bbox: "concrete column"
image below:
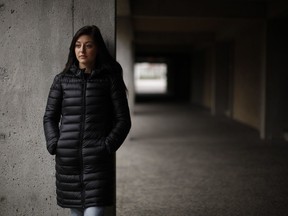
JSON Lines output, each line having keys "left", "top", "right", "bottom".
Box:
{"left": 210, "top": 45, "right": 217, "bottom": 115}
{"left": 265, "top": 18, "right": 288, "bottom": 142}
{"left": 214, "top": 41, "right": 234, "bottom": 117}
{"left": 190, "top": 49, "right": 205, "bottom": 105}
{"left": 116, "top": 17, "right": 135, "bottom": 113}
{"left": 0, "top": 0, "right": 117, "bottom": 215}
{"left": 259, "top": 23, "right": 267, "bottom": 140}
{"left": 0, "top": 1, "right": 71, "bottom": 215}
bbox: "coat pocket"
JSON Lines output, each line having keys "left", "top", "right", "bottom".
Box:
{"left": 99, "top": 137, "right": 109, "bottom": 155}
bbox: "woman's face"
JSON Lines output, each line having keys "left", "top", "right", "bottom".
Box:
{"left": 75, "top": 35, "right": 97, "bottom": 69}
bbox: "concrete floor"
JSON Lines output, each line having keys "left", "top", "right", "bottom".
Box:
{"left": 116, "top": 103, "right": 288, "bottom": 216}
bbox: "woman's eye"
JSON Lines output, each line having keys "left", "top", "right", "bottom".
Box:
{"left": 75, "top": 44, "right": 81, "bottom": 48}
{"left": 85, "top": 44, "right": 93, "bottom": 48}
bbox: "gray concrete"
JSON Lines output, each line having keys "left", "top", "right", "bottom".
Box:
{"left": 116, "top": 0, "right": 135, "bottom": 112}
{"left": 0, "top": 1, "right": 71, "bottom": 215}
{"left": 116, "top": 103, "right": 288, "bottom": 216}
{"left": 116, "top": 17, "right": 134, "bottom": 112}
{"left": 0, "top": 0, "right": 115, "bottom": 215}
{"left": 74, "top": 0, "right": 115, "bottom": 55}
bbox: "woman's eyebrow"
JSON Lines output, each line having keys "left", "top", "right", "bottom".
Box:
{"left": 76, "top": 41, "right": 94, "bottom": 43}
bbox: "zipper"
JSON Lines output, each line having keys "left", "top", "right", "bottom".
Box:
{"left": 80, "top": 78, "right": 87, "bottom": 208}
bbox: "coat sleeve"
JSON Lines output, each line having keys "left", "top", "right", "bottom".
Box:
{"left": 105, "top": 72, "right": 131, "bottom": 153}
{"left": 43, "top": 74, "right": 62, "bottom": 155}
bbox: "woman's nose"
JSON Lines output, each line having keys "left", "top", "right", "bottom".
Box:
{"left": 80, "top": 45, "right": 85, "bottom": 53}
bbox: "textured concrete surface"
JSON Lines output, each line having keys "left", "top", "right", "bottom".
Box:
{"left": 74, "top": 0, "right": 115, "bottom": 55}
{"left": 0, "top": 1, "right": 71, "bottom": 215}
{"left": 116, "top": 103, "right": 288, "bottom": 216}
{"left": 0, "top": 0, "right": 115, "bottom": 215}
{"left": 116, "top": 16, "right": 134, "bottom": 112}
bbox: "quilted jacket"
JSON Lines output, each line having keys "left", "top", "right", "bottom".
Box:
{"left": 43, "top": 64, "right": 131, "bottom": 208}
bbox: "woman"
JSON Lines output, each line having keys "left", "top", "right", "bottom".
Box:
{"left": 43, "top": 25, "right": 131, "bottom": 216}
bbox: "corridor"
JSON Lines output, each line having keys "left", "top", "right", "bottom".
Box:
{"left": 117, "top": 103, "right": 288, "bottom": 216}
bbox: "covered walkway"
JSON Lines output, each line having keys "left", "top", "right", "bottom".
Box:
{"left": 117, "top": 103, "right": 288, "bottom": 216}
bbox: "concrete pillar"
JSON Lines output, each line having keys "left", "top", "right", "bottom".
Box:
{"left": 210, "top": 45, "right": 217, "bottom": 115}
{"left": 190, "top": 49, "right": 205, "bottom": 105}
{"left": 116, "top": 17, "right": 135, "bottom": 113}
{"left": 214, "top": 41, "right": 234, "bottom": 117}
{"left": 259, "top": 24, "right": 267, "bottom": 140}
{"left": 0, "top": 0, "right": 116, "bottom": 215}
{"left": 265, "top": 18, "right": 288, "bottom": 142}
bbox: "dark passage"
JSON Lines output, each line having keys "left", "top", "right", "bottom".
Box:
{"left": 117, "top": 103, "right": 288, "bottom": 216}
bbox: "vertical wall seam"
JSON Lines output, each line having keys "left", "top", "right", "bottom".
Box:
{"left": 72, "top": 0, "right": 75, "bottom": 35}
{"left": 260, "top": 22, "right": 267, "bottom": 139}
{"left": 114, "top": 0, "right": 117, "bottom": 58}
{"left": 115, "top": 0, "right": 118, "bottom": 58}
{"left": 211, "top": 44, "right": 216, "bottom": 115}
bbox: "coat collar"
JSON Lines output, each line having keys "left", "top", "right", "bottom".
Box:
{"left": 70, "top": 64, "right": 101, "bottom": 79}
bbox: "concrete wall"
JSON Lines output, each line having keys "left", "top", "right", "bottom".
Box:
{"left": 74, "top": 0, "right": 115, "bottom": 55}
{"left": 189, "top": 23, "right": 265, "bottom": 130}
{"left": 232, "top": 25, "right": 264, "bottom": 130}
{"left": 0, "top": 0, "right": 115, "bottom": 215}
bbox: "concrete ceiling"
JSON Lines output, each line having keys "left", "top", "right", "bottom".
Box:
{"left": 117, "top": 0, "right": 287, "bottom": 53}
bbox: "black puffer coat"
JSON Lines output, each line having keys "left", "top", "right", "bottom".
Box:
{"left": 43, "top": 65, "right": 131, "bottom": 208}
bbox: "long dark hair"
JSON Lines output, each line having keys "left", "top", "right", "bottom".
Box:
{"left": 62, "top": 25, "right": 121, "bottom": 74}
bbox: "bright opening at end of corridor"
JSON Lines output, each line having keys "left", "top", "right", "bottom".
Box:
{"left": 134, "top": 63, "right": 167, "bottom": 94}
